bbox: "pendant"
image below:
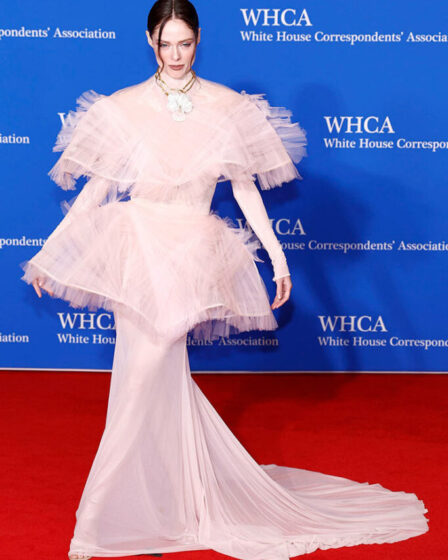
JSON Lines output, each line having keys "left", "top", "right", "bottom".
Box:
{"left": 166, "top": 91, "right": 193, "bottom": 121}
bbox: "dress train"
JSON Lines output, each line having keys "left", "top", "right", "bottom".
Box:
{"left": 68, "top": 307, "right": 429, "bottom": 560}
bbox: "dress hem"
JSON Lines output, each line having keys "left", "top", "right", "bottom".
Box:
{"left": 69, "top": 524, "right": 429, "bottom": 559}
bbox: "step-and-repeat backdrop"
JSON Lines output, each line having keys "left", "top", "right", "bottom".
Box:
{"left": 1, "top": 1, "right": 447, "bottom": 372}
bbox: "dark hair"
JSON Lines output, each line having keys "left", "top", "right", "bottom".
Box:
{"left": 147, "top": 0, "right": 200, "bottom": 73}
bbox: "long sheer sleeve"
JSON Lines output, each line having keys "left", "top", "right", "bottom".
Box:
{"left": 231, "top": 179, "right": 290, "bottom": 282}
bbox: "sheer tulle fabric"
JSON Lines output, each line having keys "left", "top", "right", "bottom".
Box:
{"left": 68, "top": 307, "right": 428, "bottom": 559}
{"left": 20, "top": 74, "right": 429, "bottom": 559}
{"left": 46, "top": 75, "right": 308, "bottom": 209}
{"left": 21, "top": 75, "right": 308, "bottom": 341}
{"left": 21, "top": 196, "right": 277, "bottom": 342}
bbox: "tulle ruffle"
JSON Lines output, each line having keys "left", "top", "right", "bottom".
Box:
{"left": 226, "top": 90, "right": 308, "bottom": 190}
{"left": 47, "top": 75, "right": 307, "bottom": 209}
{"left": 240, "top": 91, "right": 307, "bottom": 166}
{"left": 20, "top": 199, "right": 279, "bottom": 342}
{"left": 47, "top": 90, "right": 138, "bottom": 195}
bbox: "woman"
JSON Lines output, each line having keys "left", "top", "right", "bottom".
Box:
{"left": 21, "top": 1, "right": 429, "bottom": 559}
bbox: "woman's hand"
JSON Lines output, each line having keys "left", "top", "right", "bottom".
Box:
{"left": 32, "top": 277, "right": 54, "bottom": 298}
{"left": 271, "top": 275, "right": 292, "bottom": 309}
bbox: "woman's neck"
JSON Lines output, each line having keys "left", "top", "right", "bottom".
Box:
{"left": 157, "top": 68, "right": 194, "bottom": 89}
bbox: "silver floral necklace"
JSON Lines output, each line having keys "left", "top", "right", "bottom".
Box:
{"left": 154, "top": 67, "right": 196, "bottom": 121}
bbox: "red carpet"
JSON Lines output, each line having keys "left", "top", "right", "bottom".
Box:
{"left": 1, "top": 371, "right": 445, "bottom": 560}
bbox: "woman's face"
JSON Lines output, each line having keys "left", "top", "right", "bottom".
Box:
{"left": 146, "top": 18, "right": 200, "bottom": 80}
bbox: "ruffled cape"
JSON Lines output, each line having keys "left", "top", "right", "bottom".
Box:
{"left": 47, "top": 75, "right": 307, "bottom": 213}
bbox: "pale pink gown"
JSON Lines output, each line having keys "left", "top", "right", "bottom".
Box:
{"left": 20, "top": 74, "right": 429, "bottom": 559}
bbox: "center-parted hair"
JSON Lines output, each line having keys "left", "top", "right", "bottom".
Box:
{"left": 147, "top": 0, "right": 200, "bottom": 73}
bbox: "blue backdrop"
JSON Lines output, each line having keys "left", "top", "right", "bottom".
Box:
{"left": 1, "top": 1, "right": 447, "bottom": 372}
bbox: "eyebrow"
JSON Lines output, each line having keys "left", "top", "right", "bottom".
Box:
{"left": 159, "top": 38, "right": 194, "bottom": 43}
